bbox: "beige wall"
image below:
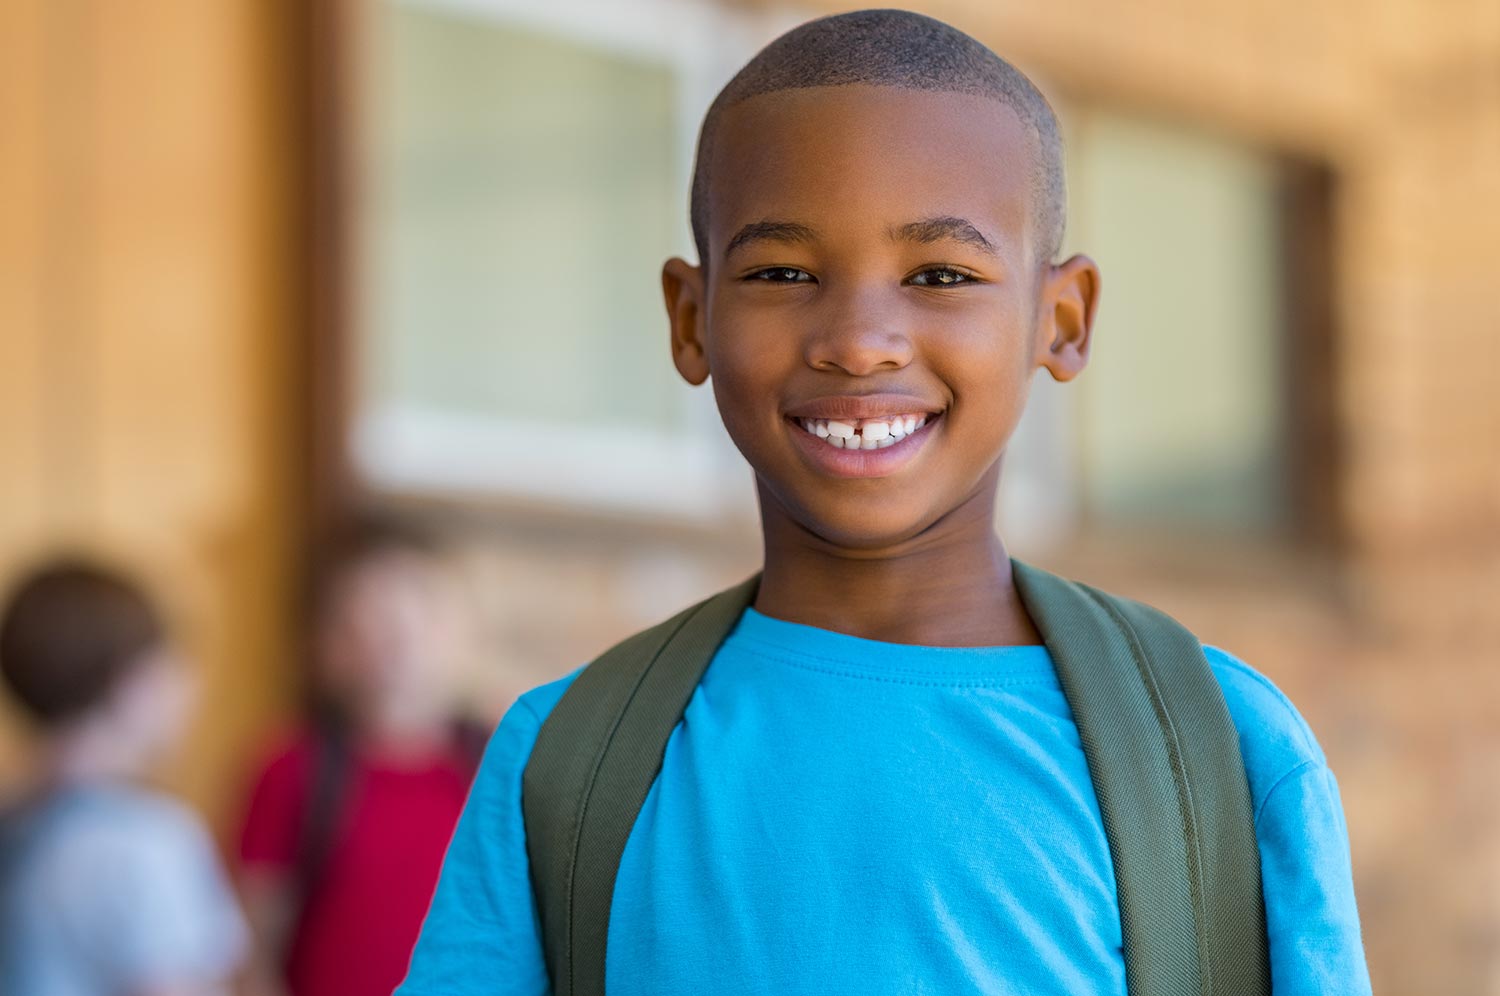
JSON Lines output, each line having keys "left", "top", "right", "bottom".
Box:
{"left": 0, "top": 0, "right": 298, "bottom": 830}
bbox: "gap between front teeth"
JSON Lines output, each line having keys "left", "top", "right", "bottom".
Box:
{"left": 797, "top": 414, "right": 929, "bottom": 450}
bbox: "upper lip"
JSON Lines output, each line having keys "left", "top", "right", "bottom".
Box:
{"left": 784, "top": 393, "right": 944, "bottom": 421}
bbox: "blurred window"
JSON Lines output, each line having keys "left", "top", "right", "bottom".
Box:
{"left": 1070, "top": 112, "right": 1289, "bottom": 534}
{"left": 352, "top": 0, "right": 777, "bottom": 522}
{"left": 1008, "top": 108, "right": 1320, "bottom": 544}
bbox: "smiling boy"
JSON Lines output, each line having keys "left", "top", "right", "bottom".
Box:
{"left": 398, "top": 10, "right": 1371, "bottom": 995}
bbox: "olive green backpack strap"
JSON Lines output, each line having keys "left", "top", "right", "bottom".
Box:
{"left": 521, "top": 575, "right": 759, "bottom": 996}
{"left": 523, "top": 563, "right": 1269, "bottom": 996}
{"left": 1011, "top": 558, "right": 1269, "bottom": 995}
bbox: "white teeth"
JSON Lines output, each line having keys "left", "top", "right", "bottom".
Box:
{"left": 793, "top": 412, "right": 937, "bottom": 451}
{"left": 825, "top": 420, "right": 856, "bottom": 439}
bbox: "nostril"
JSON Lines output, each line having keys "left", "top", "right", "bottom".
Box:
{"left": 804, "top": 325, "right": 915, "bottom": 377}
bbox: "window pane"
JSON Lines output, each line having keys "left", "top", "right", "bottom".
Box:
{"left": 362, "top": 3, "right": 686, "bottom": 432}
{"left": 1065, "top": 112, "right": 1287, "bottom": 533}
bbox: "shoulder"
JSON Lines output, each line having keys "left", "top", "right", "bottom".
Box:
{"left": 23, "top": 785, "right": 218, "bottom": 889}
{"left": 511, "top": 668, "right": 584, "bottom": 730}
{"left": 247, "top": 726, "right": 319, "bottom": 781}
{"left": 52, "top": 787, "right": 247, "bottom": 975}
{"left": 72, "top": 784, "right": 207, "bottom": 843}
{"left": 236, "top": 727, "right": 322, "bottom": 830}
{"left": 1202, "top": 645, "right": 1329, "bottom": 815}
{"left": 467, "top": 668, "right": 584, "bottom": 788}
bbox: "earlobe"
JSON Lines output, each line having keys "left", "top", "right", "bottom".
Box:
{"left": 662, "top": 257, "right": 710, "bottom": 386}
{"left": 1037, "top": 253, "right": 1101, "bottom": 383}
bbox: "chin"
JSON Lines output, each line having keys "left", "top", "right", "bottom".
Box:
{"left": 783, "top": 496, "right": 948, "bottom": 552}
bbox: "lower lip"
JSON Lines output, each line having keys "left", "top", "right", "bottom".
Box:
{"left": 786, "top": 416, "right": 940, "bottom": 478}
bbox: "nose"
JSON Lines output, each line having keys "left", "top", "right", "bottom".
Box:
{"left": 803, "top": 282, "right": 914, "bottom": 376}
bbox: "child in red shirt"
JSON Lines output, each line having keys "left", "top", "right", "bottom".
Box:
{"left": 237, "top": 520, "right": 485, "bottom": 996}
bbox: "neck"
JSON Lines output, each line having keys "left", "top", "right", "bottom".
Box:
{"left": 44, "top": 718, "right": 149, "bottom": 786}
{"left": 347, "top": 697, "right": 451, "bottom": 756}
{"left": 753, "top": 466, "right": 1042, "bottom": 647}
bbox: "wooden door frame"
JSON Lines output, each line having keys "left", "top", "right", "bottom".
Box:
{"left": 289, "top": 0, "right": 359, "bottom": 574}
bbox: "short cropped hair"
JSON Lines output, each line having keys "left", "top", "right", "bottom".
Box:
{"left": 689, "top": 9, "right": 1066, "bottom": 268}
{"left": 0, "top": 561, "right": 166, "bottom": 724}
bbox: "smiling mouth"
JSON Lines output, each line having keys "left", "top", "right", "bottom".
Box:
{"left": 792, "top": 413, "right": 933, "bottom": 450}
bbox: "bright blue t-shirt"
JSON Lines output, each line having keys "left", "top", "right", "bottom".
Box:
{"left": 400, "top": 607, "right": 1371, "bottom": 995}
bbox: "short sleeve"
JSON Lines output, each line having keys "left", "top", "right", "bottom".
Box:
{"left": 397, "top": 693, "right": 555, "bottom": 996}
{"left": 1255, "top": 762, "right": 1373, "bottom": 996}
{"left": 238, "top": 738, "right": 311, "bottom": 870}
{"left": 62, "top": 801, "right": 249, "bottom": 988}
{"left": 1206, "top": 646, "right": 1373, "bottom": 996}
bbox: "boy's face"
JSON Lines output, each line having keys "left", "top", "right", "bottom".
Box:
{"left": 664, "top": 86, "right": 1098, "bottom": 549}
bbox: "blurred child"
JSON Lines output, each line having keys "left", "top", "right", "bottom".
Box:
{"left": 0, "top": 559, "right": 248, "bottom": 996}
{"left": 236, "top": 519, "right": 485, "bottom": 996}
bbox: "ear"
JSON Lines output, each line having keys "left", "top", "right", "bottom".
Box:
{"left": 663, "top": 257, "right": 709, "bottom": 386}
{"left": 1035, "top": 254, "right": 1101, "bottom": 383}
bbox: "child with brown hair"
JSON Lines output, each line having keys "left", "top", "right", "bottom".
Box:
{"left": 0, "top": 560, "right": 247, "bottom": 996}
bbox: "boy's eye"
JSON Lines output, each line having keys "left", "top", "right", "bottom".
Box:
{"left": 908, "top": 267, "right": 976, "bottom": 287}
{"left": 747, "top": 267, "right": 815, "bottom": 284}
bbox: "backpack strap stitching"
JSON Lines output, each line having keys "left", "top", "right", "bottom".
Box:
{"left": 1082, "top": 584, "right": 1215, "bottom": 994}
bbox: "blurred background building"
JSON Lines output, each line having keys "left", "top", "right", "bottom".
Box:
{"left": 1, "top": 0, "right": 1497, "bottom": 992}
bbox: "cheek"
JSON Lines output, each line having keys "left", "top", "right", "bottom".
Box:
{"left": 961, "top": 337, "right": 1031, "bottom": 411}
{"left": 707, "top": 315, "right": 796, "bottom": 435}
{"left": 929, "top": 312, "right": 1036, "bottom": 445}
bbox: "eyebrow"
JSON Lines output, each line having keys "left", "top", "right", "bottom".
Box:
{"left": 724, "top": 220, "right": 819, "bottom": 258}
{"left": 722, "top": 215, "right": 999, "bottom": 260}
{"left": 890, "top": 216, "right": 998, "bottom": 255}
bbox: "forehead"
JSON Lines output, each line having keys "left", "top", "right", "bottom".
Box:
{"left": 707, "top": 85, "right": 1036, "bottom": 258}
